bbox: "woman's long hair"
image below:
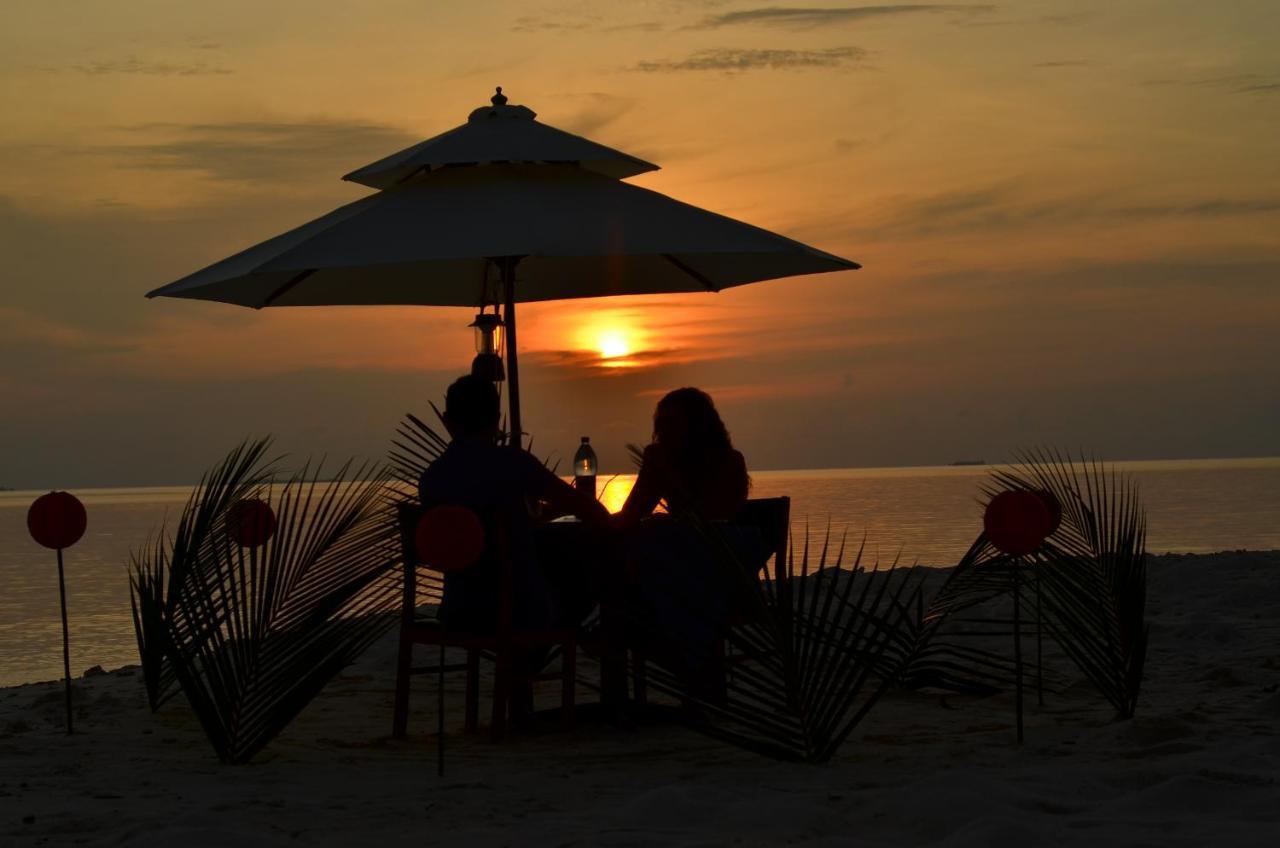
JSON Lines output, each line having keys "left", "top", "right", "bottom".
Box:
{"left": 652, "top": 388, "right": 746, "bottom": 504}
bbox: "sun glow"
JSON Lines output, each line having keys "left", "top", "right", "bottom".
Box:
{"left": 598, "top": 330, "right": 631, "bottom": 360}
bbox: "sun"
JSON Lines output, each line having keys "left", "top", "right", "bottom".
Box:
{"left": 597, "top": 330, "right": 630, "bottom": 360}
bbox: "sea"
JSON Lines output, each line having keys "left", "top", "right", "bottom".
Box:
{"left": 2, "top": 457, "right": 1278, "bottom": 688}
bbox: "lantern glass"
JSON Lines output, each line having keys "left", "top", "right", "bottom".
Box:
{"left": 471, "top": 313, "right": 504, "bottom": 356}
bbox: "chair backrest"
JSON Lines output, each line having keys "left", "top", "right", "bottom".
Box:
{"left": 734, "top": 496, "right": 791, "bottom": 577}
{"left": 396, "top": 501, "right": 512, "bottom": 634}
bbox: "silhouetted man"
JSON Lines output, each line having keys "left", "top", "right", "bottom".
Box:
{"left": 418, "top": 374, "right": 609, "bottom": 633}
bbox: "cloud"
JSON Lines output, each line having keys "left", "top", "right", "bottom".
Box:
{"left": 69, "top": 57, "right": 233, "bottom": 76}
{"left": 1143, "top": 73, "right": 1280, "bottom": 95}
{"left": 511, "top": 16, "right": 598, "bottom": 32}
{"left": 862, "top": 183, "right": 1280, "bottom": 237}
{"left": 533, "top": 348, "right": 685, "bottom": 375}
{"left": 91, "top": 119, "right": 419, "bottom": 184}
{"left": 634, "top": 47, "right": 866, "bottom": 73}
{"left": 555, "top": 93, "right": 637, "bottom": 136}
{"left": 691, "top": 4, "right": 995, "bottom": 29}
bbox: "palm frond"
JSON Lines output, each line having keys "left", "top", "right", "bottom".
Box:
{"left": 895, "top": 537, "right": 1027, "bottom": 695}
{"left": 632, "top": 517, "right": 922, "bottom": 763}
{"left": 625, "top": 442, "right": 645, "bottom": 470}
{"left": 128, "top": 529, "right": 178, "bottom": 710}
{"left": 388, "top": 411, "right": 449, "bottom": 490}
{"left": 129, "top": 439, "right": 279, "bottom": 710}
{"left": 992, "top": 449, "right": 1148, "bottom": 718}
{"left": 151, "top": 441, "right": 401, "bottom": 763}
{"left": 898, "top": 450, "right": 1148, "bottom": 718}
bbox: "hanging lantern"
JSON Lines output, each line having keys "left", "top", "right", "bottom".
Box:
{"left": 469, "top": 311, "right": 505, "bottom": 382}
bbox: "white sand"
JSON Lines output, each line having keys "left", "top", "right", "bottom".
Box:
{"left": 2, "top": 550, "right": 1278, "bottom": 846}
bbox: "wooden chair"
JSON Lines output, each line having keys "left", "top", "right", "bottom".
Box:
{"left": 391, "top": 502, "right": 578, "bottom": 773}
{"left": 632, "top": 496, "right": 791, "bottom": 705}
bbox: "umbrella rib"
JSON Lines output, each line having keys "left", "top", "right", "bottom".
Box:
{"left": 662, "top": 254, "right": 719, "bottom": 293}
{"left": 260, "top": 269, "right": 318, "bottom": 309}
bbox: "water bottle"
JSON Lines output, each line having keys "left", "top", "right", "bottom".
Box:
{"left": 573, "top": 437, "right": 598, "bottom": 499}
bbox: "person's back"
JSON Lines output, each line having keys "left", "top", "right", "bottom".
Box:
{"left": 418, "top": 374, "right": 607, "bottom": 632}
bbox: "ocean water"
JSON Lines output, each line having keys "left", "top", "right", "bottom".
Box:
{"left": 2, "top": 457, "right": 1278, "bottom": 687}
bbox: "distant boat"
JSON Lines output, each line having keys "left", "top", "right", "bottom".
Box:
{"left": 949, "top": 459, "right": 986, "bottom": 466}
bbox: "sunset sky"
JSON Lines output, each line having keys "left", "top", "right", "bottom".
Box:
{"left": 2, "top": 0, "right": 1278, "bottom": 488}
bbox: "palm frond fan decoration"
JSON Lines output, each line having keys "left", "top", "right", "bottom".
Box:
{"left": 899, "top": 450, "right": 1148, "bottom": 721}
{"left": 989, "top": 449, "right": 1149, "bottom": 719}
{"left": 129, "top": 438, "right": 401, "bottom": 763}
{"left": 129, "top": 439, "right": 277, "bottom": 711}
{"left": 631, "top": 515, "right": 923, "bottom": 763}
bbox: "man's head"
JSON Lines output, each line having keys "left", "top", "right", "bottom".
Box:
{"left": 443, "top": 374, "right": 501, "bottom": 440}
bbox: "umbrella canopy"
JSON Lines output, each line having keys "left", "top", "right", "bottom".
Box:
{"left": 342, "top": 87, "right": 657, "bottom": 188}
{"left": 147, "top": 88, "right": 860, "bottom": 443}
{"left": 147, "top": 163, "right": 856, "bottom": 308}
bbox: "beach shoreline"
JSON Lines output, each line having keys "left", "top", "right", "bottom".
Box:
{"left": 2, "top": 549, "right": 1278, "bottom": 846}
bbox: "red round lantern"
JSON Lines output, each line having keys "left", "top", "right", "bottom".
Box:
{"left": 227, "top": 498, "right": 277, "bottom": 548}
{"left": 415, "top": 505, "right": 486, "bottom": 572}
{"left": 984, "top": 490, "right": 1053, "bottom": 556}
{"left": 27, "top": 491, "right": 87, "bottom": 550}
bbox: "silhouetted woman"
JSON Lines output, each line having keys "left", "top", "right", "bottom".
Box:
{"left": 618, "top": 387, "right": 749, "bottom": 525}
{"left": 616, "top": 388, "right": 760, "bottom": 691}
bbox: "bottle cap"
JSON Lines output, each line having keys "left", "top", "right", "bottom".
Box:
{"left": 581, "top": 436, "right": 590, "bottom": 442}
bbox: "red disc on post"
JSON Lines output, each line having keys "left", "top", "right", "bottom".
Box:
{"left": 228, "top": 498, "right": 277, "bottom": 548}
{"left": 415, "top": 505, "right": 485, "bottom": 572}
{"left": 984, "top": 490, "right": 1052, "bottom": 556}
{"left": 27, "top": 491, "right": 87, "bottom": 550}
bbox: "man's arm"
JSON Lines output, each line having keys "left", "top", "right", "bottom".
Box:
{"left": 515, "top": 448, "right": 610, "bottom": 526}
{"left": 540, "top": 474, "right": 610, "bottom": 527}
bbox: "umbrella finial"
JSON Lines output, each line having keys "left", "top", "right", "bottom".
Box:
{"left": 491, "top": 86, "right": 508, "bottom": 106}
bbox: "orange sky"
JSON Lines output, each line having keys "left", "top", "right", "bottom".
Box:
{"left": 1, "top": 1, "right": 1278, "bottom": 486}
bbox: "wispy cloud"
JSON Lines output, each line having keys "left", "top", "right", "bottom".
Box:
{"left": 512, "top": 14, "right": 665, "bottom": 33}
{"left": 69, "top": 57, "right": 233, "bottom": 76}
{"left": 864, "top": 183, "right": 1280, "bottom": 237}
{"left": 534, "top": 348, "right": 685, "bottom": 375}
{"left": 1143, "top": 73, "right": 1280, "bottom": 95}
{"left": 555, "top": 93, "right": 637, "bottom": 136}
{"left": 511, "top": 16, "right": 598, "bottom": 32}
{"left": 91, "top": 119, "right": 418, "bottom": 183}
{"left": 634, "top": 47, "right": 866, "bottom": 73}
{"left": 691, "top": 4, "right": 995, "bottom": 29}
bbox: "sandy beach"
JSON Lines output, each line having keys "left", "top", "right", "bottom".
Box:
{"left": 2, "top": 550, "right": 1277, "bottom": 846}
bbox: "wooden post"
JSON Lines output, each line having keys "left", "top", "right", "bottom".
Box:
{"left": 1012, "top": 563, "right": 1023, "bottom": 744}
{"left": 56, "top": 547, "right": 73, "bottom": 734}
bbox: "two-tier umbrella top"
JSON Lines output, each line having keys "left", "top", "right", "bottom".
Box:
{"left": 147, "top": 88, "right": 860, "bottom": 443}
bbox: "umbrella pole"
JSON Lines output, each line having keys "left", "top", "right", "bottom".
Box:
{"left": 501, "top": 258, "right": 523, "bottom": 449}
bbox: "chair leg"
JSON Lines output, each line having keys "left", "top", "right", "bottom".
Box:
{"left": 632, "top": 649, "right": 648, "bottom": 706}
{"left": 561, "top": 641, "right": 577, "bottom": 729}
{"left": 711, "top": 637, "right": 728, "bottom": 705}
{"left": 437, "top": 642, "right": 446, "bottom": 777}
{"left": 491, "top": 650, "right": 510, "bottom": 742}
{"left": 392, "top": 633, "right": 412, "bottom": 738}
{"left": 464, "top": 649, "right": 480, "bottom": 735}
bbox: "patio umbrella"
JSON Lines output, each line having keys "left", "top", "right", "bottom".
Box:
{"left": 147, "top": 88, "right": 859, "bottom": 442}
